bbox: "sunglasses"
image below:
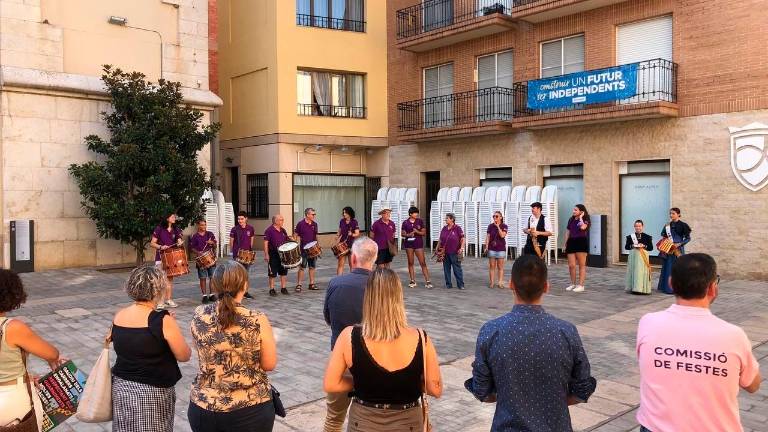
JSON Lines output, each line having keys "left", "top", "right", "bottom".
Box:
{"left": 493, "top": 215, "right": 500, "bottom": 218}
{"left": 716, "top": 275, "right": 721, "bottom": 285}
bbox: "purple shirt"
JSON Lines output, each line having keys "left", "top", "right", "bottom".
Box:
{"left": 263, "top": 225, "right": 289, "bottom": 253}
{"left": 486, "top": 223, "right": 508, "bottom": 252}
{"left": 152, "top": 225, "right": 183, "bottom": 261}
{"left": 294, "top": 219, "right": 318, "bottom": 248}
{"left": 440, "top": 225, "right": 464, "bottom": 255}
{"left": 190, "top": 231, "right": 216, "bottom": 254}
{"left": 567, "top": 217, "right": 589, "bottom": 239}
{"left": 230, "top": 224, "right": 255, "bottom": 256}
{"left": 370, "top": 218, "right": 395, "bottom": 250}
{"left": 401, "top": 218, "right": 425, "bottom": 249}
{"left": 339, "top": 218, "right": 359, "bottom": 246}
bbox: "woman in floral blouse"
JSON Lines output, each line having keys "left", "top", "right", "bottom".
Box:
{"left": 188, "top": 260, "right": 278, "bottom": 431}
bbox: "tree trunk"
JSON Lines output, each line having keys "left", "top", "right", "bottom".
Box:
{"left": 134, "top": 238, "right": 147, "bottom": 265}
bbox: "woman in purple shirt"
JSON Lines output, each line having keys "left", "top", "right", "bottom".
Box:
{"left": 484, "top": 211, "right": 508, "bottom": 289}
{"left": 437, "top": 213, "right": 465, "bottom": 290}
{"left": 150, "top": 213, "right": 184, "bottom": 309}
{"left": 335, "top": 206, "right": 360, "bottom": 275}
{"left": 401, "top": 207, "right": 432, "bottom": 289}
{"left": 564, "top": 204, "right": 590, "bottom": 293}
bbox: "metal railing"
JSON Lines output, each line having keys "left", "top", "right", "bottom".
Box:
{"left": 296, "top": 13, "right": 366, "bottom": 33}
{"left": 398, "top": 86, "right": 521, "bottom": 131}
{"left": 396, "top": 0, "right": 512, "bottom": 39}
{"left": 298, "top": 103, "right": 367, "bottom": 119}
{"left": 513, "top": 59, "right": 678, "bottom": 117}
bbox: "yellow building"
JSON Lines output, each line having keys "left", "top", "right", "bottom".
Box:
{"left": 216, "top": 0, "right": 388, "bottom": 240}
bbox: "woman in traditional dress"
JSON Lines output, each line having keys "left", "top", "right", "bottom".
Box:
{"left": 657, "top": 207, "right": 692, "bottom": 294}
{"left": 625, "top": 220, "right": 653, "bottom": 294}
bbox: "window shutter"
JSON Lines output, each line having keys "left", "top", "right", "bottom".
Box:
{"left": 617, "top": 15, "right": 673, "bottom": 64}
{"left": 477, "top": 55, "right": 496, "bottom": 89}
{"left": 563, "top": 35, "right": 585, "bottom": 74}
{"left": 424, "top": 67, "right": 439, "bottom": 98}
{"left": 438, "top": 64, "right": 453, "bottom": 96}
{"left": 497, "top": 51, "right": 514, "bottom": 88}
{"left": 541, "top": 40, "right": 563, "bottom": 78}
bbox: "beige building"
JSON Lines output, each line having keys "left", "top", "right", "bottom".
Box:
{"left": 215, "top": 0, "right": 388, "bottom": 242}
{"left": 0, "top": 0, "right": 221, "bottom": 270}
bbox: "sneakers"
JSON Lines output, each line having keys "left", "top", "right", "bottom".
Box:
{"left": 269, "top": 289, "right": 277, "bottom": 297}
{"left": 280, "top": 288, "right": 290, "bottom": 295}
{"left": 458, "top": 286, "right": 466, "bottom": 290}
{"left": 202, "top": 296, "right": 209, "bottom": 304}
{"left": 165, "top": 299, "right": 178, "bottom": 308}
{"left": 244, "top": 292, "right": 254, "bottom": 299}
{"left": 572, "top": 285, "right": 585, "bottom": 293}
{"left": 408, "top": 280, "right": 417, "bottom": 288}
{"left": 566, "top": 285, "right": 575, "bottom": 291}
{"left": 425, "top": 281, "right": 433, "bottom": 289}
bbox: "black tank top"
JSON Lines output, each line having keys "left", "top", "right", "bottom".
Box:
{"left": 349, "top": 326, "right": 424, "bottom": 405}
{"left": 112, "top": 310, "right": 182, "bottom": 388}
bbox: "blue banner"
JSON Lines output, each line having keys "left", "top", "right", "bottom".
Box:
{"left": 527, "top": 63, "right": 638, "bottom": 110}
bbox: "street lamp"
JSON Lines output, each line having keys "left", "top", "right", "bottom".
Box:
{"left": 107, "top": 15, "right": 164, "bottom": 80}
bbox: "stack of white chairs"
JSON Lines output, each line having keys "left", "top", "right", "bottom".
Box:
{"left": 429, "top": 188, "right": 448, "bottom": 250}
{"left": 465, "top": 187, "right": 484, "bottom": 256}
{"left": 540, "top": 185, "right": 559, "bottom": 264}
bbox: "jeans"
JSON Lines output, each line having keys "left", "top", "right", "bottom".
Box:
{"left": 442, "top": 253, "right": 464, "bottom": 288}
{"left": 640, "top": 427, "right": 652, "bottom": 432}
{"left": 188, "top": 400, "right": 275, "bottom": 432}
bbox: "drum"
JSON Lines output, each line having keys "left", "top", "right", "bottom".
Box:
{"left": 235, "top": 249, "right": 256, "bottom": 265}
{"left": 160, "top": 247, "right": 189, "bottom": 278}
{"left": 195, "top": 249, "right": 216, "bottom": 269}
{"left": 303, "top": 241, "right": 322, "bottom": 259}
{"left": 331, "top": 242, "right": 350, "bottom": 258}
{"left": 656, "top": 237, "right": 680, "bottom": 256}
{"left": 278, "top": 242, "right": 302, "bottom": 269}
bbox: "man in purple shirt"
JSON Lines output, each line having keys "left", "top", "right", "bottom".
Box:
{"left": 230, "top": 211, "right": 255, "bottom": 299}
{"left": 294, "top": 207, "right": 319, "bottom": 292}
{"left": 264, "top": 214, "right": 290, "bottom": 296}
{"left": 190, "top": 219, "right": 217, "bottom": 304}
{"left": 438, "top": 213, "right": 465, "bottom": 289}
{"left": 369, "top": 207, "right": 396, "bottom": 268}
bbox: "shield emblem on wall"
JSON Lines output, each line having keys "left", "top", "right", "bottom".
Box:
{"left": 728, "top": 123, "right": 768, "bottom": 192}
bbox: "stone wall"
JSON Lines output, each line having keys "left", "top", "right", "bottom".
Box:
{"left": 388, "top": 110, "right": 768, "bottom": 279}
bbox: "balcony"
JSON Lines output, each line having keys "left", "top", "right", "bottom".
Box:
{"left": 397, "top": 87, "right": 520, "bottom": 142}
{"left": 511, "top": 59, "right": 679, "bottom": 129}
{"left": 296, "top": 13, "right": 366, "bottom": 32}
{"left": 395, "top": 0, "right": 516, "bottom": 52}
{"left": 298, "top": 104, "right": 367, "bottom": 119}
{"left": 511, "top": 0, "right": 632, "bottom": 23}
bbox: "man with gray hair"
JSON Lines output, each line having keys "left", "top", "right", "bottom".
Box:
{"left": 263, "top": 214, "right": 290, "bottom": 296}
{"left": 294, "top": 207, "right": 319, "bottom": 291}
{"left": 322, "top": 237, "right": 377, "bottom": 431}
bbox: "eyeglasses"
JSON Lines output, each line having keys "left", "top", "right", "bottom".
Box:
{"left": 715, "top": 275, "right": 721, "bottom": 285}
{"left": 492, "top": 215, "right": 500, "bottom": 218}
{"left": 310, "top": 213, "right": 316, "bottom": 216}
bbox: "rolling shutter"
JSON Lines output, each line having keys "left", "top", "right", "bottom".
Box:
{"left": 617, "top": 15, "right": 673, "bottom": 64}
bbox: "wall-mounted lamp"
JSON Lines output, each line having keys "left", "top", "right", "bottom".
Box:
{"left": 108, "top": 16, "right": 128, "bottom": 26}
{"left": 107, "top": 15, "right": 163, "bottom": 79}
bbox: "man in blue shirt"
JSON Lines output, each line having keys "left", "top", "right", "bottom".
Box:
{"left": 465, "top": 255, "right": 597, "bottom": 431}
{"left": 322, "top": 237, "right": 377, "bottom": 432}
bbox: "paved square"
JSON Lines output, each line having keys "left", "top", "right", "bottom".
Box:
{"left": 11, "top": 255, "right": 768, "bottom": 432}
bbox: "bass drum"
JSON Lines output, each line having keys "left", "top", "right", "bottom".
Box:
{"left": 278, "top": 242, "right": 302, "bottom": 269}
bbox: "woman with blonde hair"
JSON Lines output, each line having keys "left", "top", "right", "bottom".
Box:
{"left": 112, "top": 264, "right": 191, "bottom": 432}
{"left": 188, "top": 260, "right": 277, "bottom": 432}
{"left": 323, "top": 268, "right": 442, "bottom": 431}
{"left": 484, "top": 210, "right": 508, "bottom": 288}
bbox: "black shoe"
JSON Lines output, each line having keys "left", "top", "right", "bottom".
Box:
{"left": 280, "top": 288, "right": 290, "bottom": 295}
{"left": 202, "top": 296, "right": 209, "bottom": 304}
{"left": 208, "top": 294, "right": 217, "bottom": 302}
{"left": 269, "top": 289, "right": 277, "bottom": 297}
{"left": 244, "top": 292, "right": 254, "bottom": 299}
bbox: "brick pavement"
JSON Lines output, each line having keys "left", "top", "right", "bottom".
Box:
{"left": 10, "top": 255, "right": 767, "bottom": 432}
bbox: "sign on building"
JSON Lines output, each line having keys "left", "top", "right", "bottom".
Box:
{"left": 527, "top": 63, "right": 638, "bottom": 110}
{"left": 729, "top": 123, "right": 768, "bottom": 192}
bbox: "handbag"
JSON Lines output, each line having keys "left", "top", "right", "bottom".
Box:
{"left": 0, "top": 319, "right": 38, "bottom": 432}
{"left": 418, "top": 329, "right": 433, "bottom": 432}
{"left": 387, "top": 238, "right": 399, "bottom": 257}
{"left": 271, "top": 385, "right": 286, "bottom": 418}
{"left": 76, "top": 332, "right": 113, "bottom": 423}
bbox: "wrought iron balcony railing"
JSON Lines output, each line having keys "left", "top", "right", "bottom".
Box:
{"left": 398, "top": 86, "right": 522, "bottom": 131}
{"left": 396, "top": 0, "right": 511, "bottom": 40}
{"left": 513, "top": 59, "right": 678, "bottom": 117}
{"left": 298, "top": 103, "right": 366, "bottom": 119}
{"left": 296, "top": 13, "right": 366, "bottom": 33}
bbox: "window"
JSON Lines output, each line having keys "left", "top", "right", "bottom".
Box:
{"left": 481, "top": 167, "right": 513, "bottom": 187}
{"left": 541, "top": 35, "right": 584, "bottom": 78}
{"left": 477, "top": 50, "right": 513, "bottom": 120}
{"left": 543, "top": 164, "right": 584, "bottom": 250}
{"left": 297, "top": 70, "right": 365, "bottom": 118}
{"left": 620, "top": 160, "right": 670, "bottom": 259}
{"left": 293, "top": 174, "right": 365, "bottom": 233}
{"left": 296, "top": 0, "right": 365, "bottom": 32}
{"left": 423, "top": 63, "right": 454, "bottom": 128}
{"left": 246, "top": 174, "right": 269, "bottom": 219}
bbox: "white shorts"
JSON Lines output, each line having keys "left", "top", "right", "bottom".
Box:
{"left": 0, "top": 377, "right": 42, "bottom": 430}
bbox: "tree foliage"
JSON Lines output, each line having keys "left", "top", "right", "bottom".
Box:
{"left": 69, "top": 66, "right": 221, "bottom": 264}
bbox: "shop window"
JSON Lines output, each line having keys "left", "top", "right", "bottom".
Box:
{"left": 293, "top": 174, "right": 365, "bottom": 233}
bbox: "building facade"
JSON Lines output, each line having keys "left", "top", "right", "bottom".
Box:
{"left": 0, "top": 0, "right": 221, "bottom": 270}
{"left": 387, "top": 0, "right": 768, "bottom": 279}
{"left": 214, "top": 0, "right": 388, "bottom": 241}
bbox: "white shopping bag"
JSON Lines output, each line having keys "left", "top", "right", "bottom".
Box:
{"left": 76, "top": 347, "right": 112, "bottom": 422}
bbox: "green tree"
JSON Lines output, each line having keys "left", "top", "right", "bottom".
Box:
{"left": 69, "top": 65, "right": 221, "bottom": 264}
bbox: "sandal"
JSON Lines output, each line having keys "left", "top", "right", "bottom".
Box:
{"left": 295, "top": 284, "right": 302, "bottom": 292}
{"left": 309, "top": 284, "right": 319, "bottom": 290}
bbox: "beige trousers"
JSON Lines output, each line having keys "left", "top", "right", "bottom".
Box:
{"left": 323, "top": 391, "right": 352, "bottom": 432}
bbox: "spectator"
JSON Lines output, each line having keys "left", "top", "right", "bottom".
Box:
{"left": 112, "top": 264, "right": 191, "bottom": 432}
{"left": 323, "top": 268, "right": 442, "bottom": 432}
{"left": 322, "top": 237, "right": 378, "bottom": 432}
{"left": 189, "top": 260, "right": 278, "bottom": 432}
{"left": 636, "top": 253, "right": 761, "bottom": 432}
{"left": 0, "top": 269, "right": 64, "bottom": 431}
{"left": 465, "top": 255, "right": 596, "bottom": 431}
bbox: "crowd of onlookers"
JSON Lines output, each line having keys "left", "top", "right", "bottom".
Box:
{"left": 0, "top": 238, "right": 762, "bottom": 432}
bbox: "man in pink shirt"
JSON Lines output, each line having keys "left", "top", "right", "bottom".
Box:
{"left": 636, "top": 253, "right": 761, "bottom": 432}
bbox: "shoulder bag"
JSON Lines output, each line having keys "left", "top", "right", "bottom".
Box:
{"left": 0, "top": 319, "right": 38, "bottom": 432}
{"left": 418, "top": 329, "right": 433, "bottom": 432}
